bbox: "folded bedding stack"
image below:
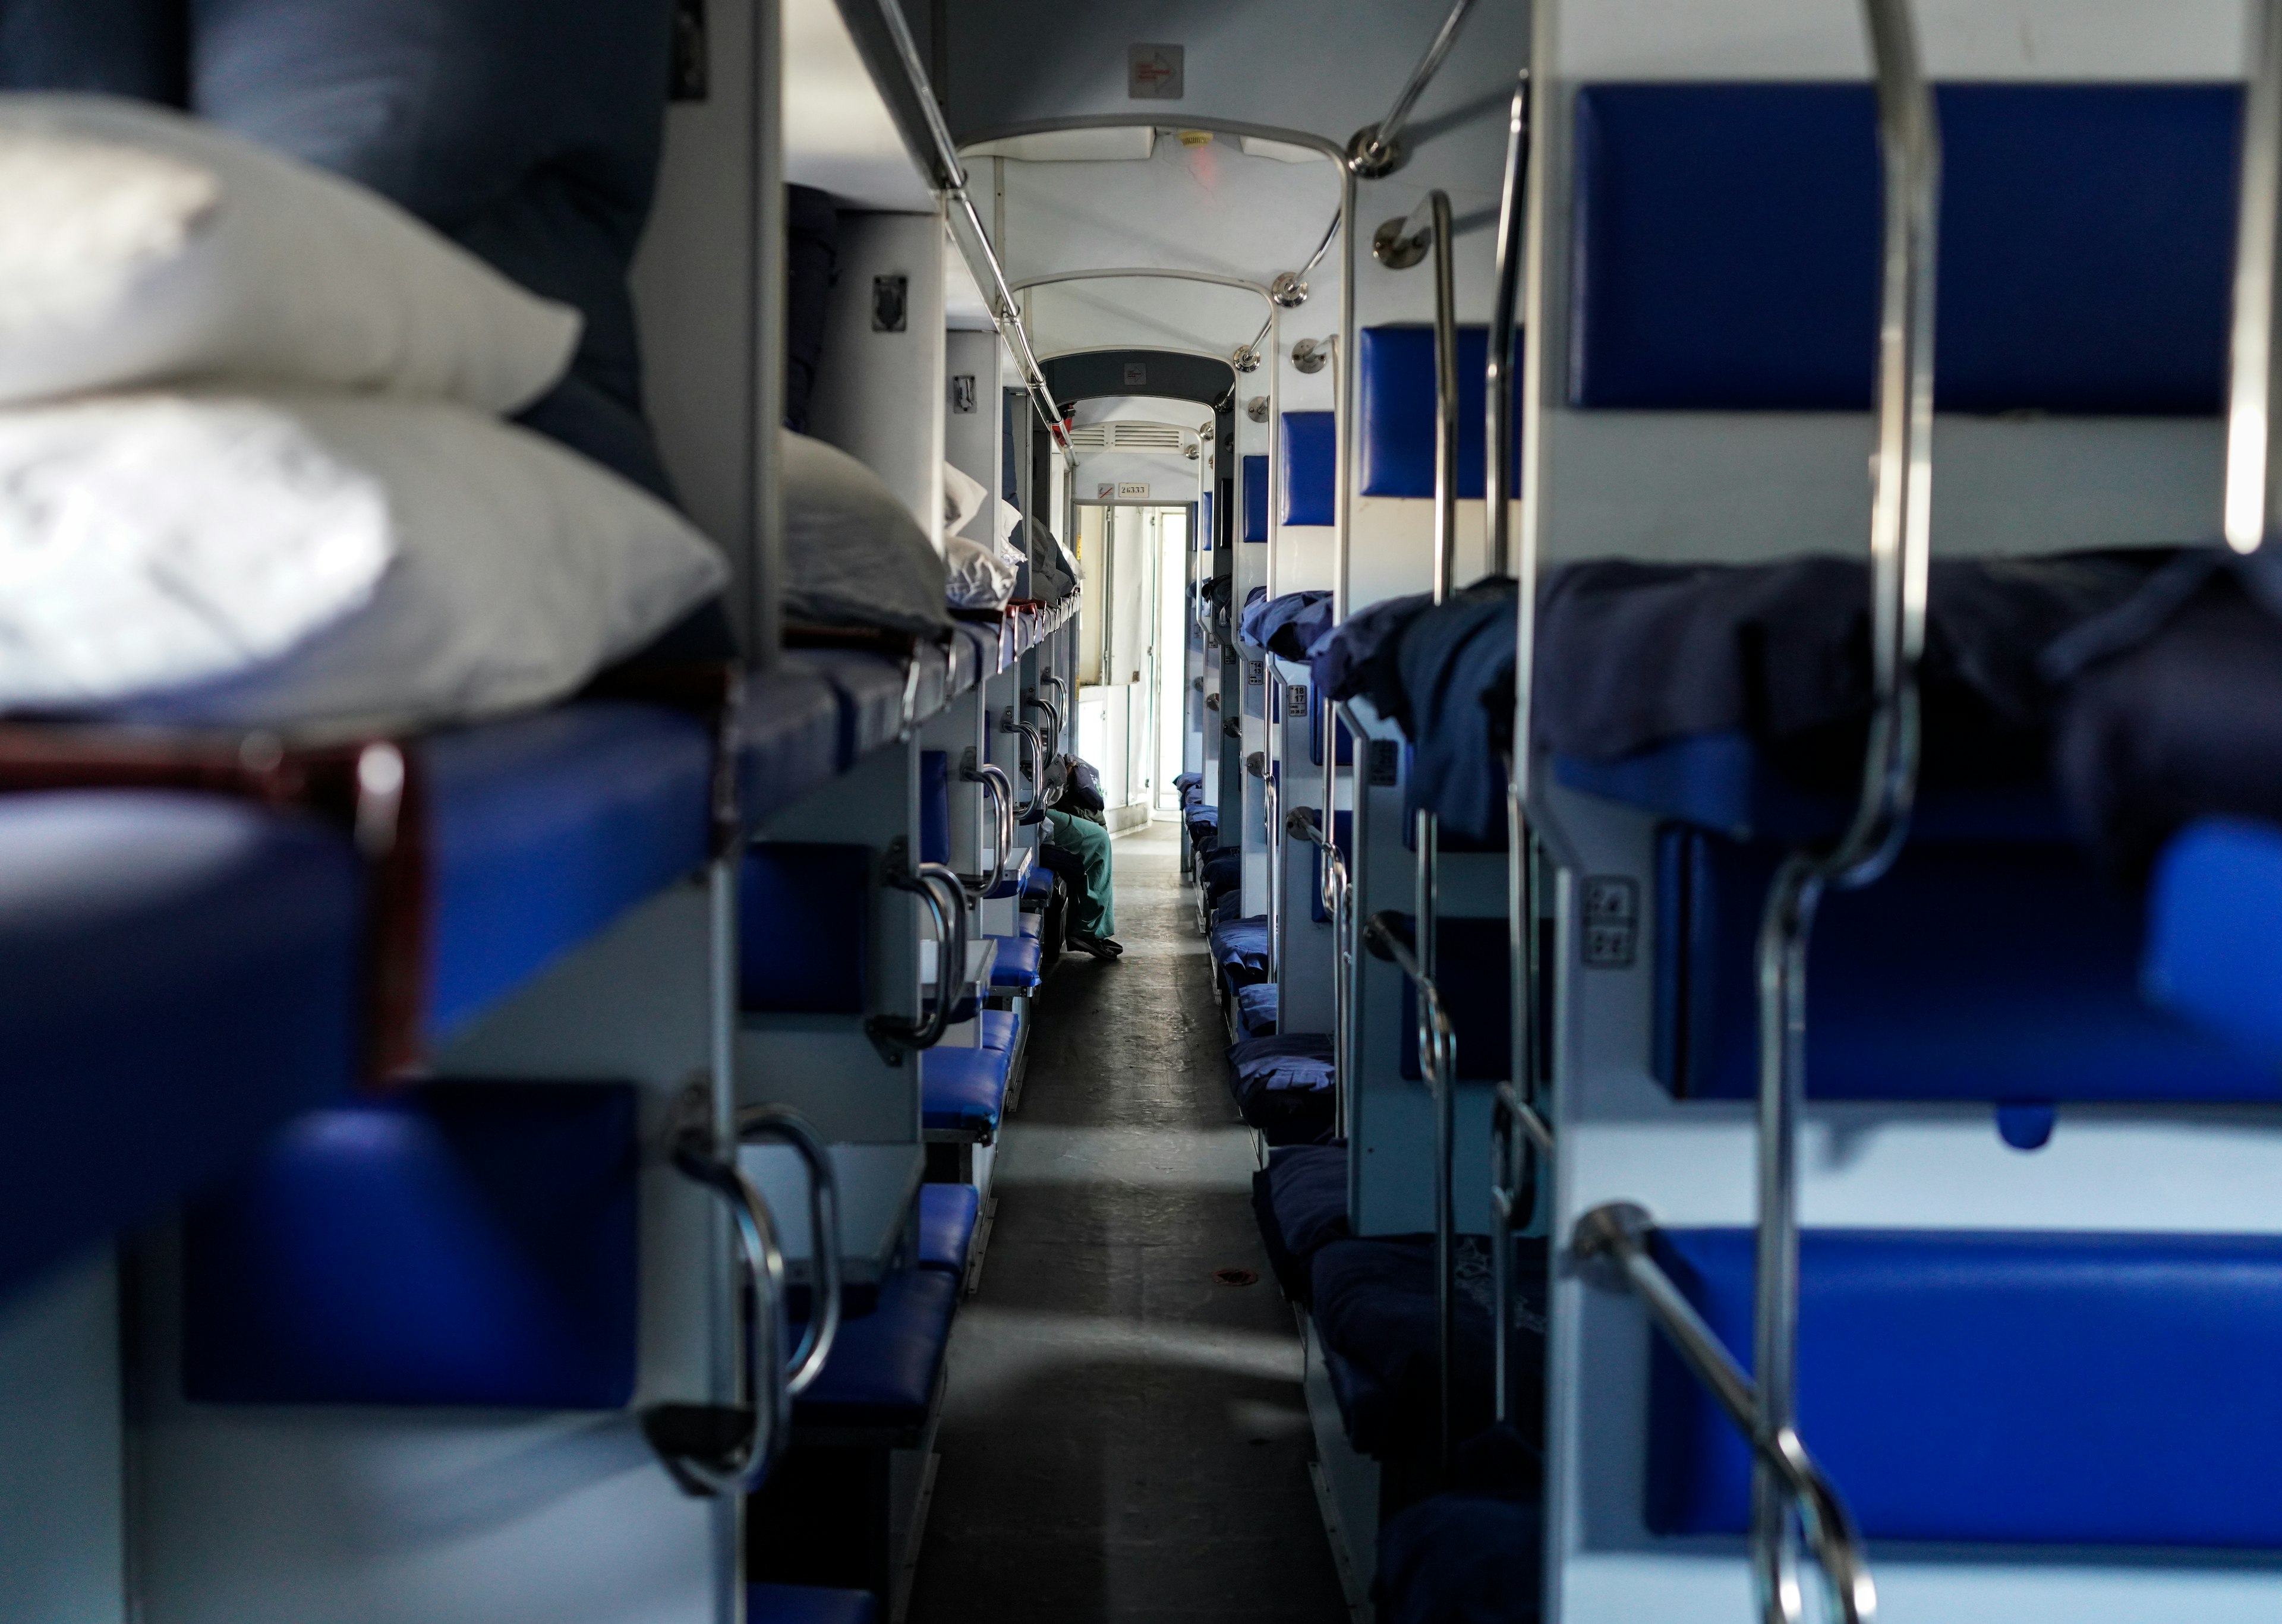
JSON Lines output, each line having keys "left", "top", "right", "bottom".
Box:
{"left": 0, "top": 93, "right": 727, "bottom": 738}
{"left": 1226, "top": 1032, "right": 1335, "bottom": 1145}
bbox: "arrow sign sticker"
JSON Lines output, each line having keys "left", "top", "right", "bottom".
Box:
{"left": 1127, "top": 43, "right": 1184, "bottom": 100}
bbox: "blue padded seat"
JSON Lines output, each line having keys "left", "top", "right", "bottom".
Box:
{"left": 920, "top": 1043, "right": 1011, "bottom": 1139}
{"left": 990, "top": 934, "right": 1042, "bottom": 993}
{"left": 791, "top": 1267, "right": 959, "bottom": 1433}
{"left": 784, "top": 650, "right": 907, "bottom": 766}
{"left": 2144, "top": 816, "right": 2282, "bottom": 1064}
{"left": 1230, "top": 1034, "right": 1336, "bottom": 1146}
{"left": 916, "top": 1182, "right": 980, "bottom": 1275}
{"left": 1251, "top": 1141, "right": 1351, "bottom": 1303}
{"left": 1359, "top": 327, "right": 1524, "bottom": 499}
{"left": 183, "top": 1083, "right": 638, "bottom": 1408}
{"left": 1243, "top": 454, "right": 1269, "bottom": 543}
{"left": 0, "top": 791, "right": 361, "bottom": 1298}
{"left": 1014, "top": 911, "right": 1042, "bottom": 942}
{"left": 1236, "top": 981, "right": 1278, "bottom": 1038}
{"left": 749, "top": 1584, "right": 877, "bottom": 1624}
{"left": 1201, "top": 848, "right": 1242, "bottom": 901}
{"left": 740, "top": 844, "right": 870, "bottom": 1014}
{"left": 1570, "top": 83, "right": 2237, "bottom": 413}
{"left": 979, "top": 1008, "right": 1019, "bottom": 1051}
{"left": 1022, "top": 863, "right": 1055, "bottom": 904}
{"left": 424, "top": 702, "right": 712, "bottom": 1040}
{"left": 1283, "top": 411, "right": 1337, "bottom": 525}
{"left": 1648, "top": 1227, "right": 2282, "bottom": 1547}
{"left": 1655, "top": 824, "right": 2275, "bottom": 1103}
{"left": 741, "top": 665, "right": 843, "bottom": 828}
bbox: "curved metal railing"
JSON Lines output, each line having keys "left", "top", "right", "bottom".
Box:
{"left": 2226, "top": 0, "right": 2282, "bottom": 552}
{"left": 1573, "top": 1203, "right": 1874, "bottom": 1624}
{"left": 736, "top": 1105, "right": 843, "bottom": 1396}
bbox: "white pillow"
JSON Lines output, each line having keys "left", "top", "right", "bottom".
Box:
{"left": 0, "top": 390, "right": 727, "bottom": 739}
{"left": 944, "top": 536, "right": 1017, "bottom": 613}
{"left": 0, "top": 95, "right": 581, "bottom": 412}
{"left": 783, "top": 431, "right": 951, "bottom": 638}
{"left": 943, "top": 459, "right": 988, "bottom": 538}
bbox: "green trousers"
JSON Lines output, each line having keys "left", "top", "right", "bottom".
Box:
{"left": 1042, "top": 808, "right": 1114, "bottom": 937}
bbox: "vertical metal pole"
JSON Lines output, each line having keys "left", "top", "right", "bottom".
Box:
{"left": 749, "top": 0, "right": 786, "bottom": 670}
{"left": 1429, "top": 192, "right": 1459, "bottom": 600}
{"left": 2227, "top": 0, "right": 2282, "bottom": 552}
{"left": 1750, "top": 5, "right": 1936, "bottom": 1619}
{"left": 1486, "top": 72, "right": 1530, "bottom": 576}
{"left": 1334, "top": 169, "right": 1359, "bottom": 620}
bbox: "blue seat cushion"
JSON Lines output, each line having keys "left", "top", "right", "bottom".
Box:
{"left": 1243, "top": 453, "right": 1269, "bottom": 543}
{"left": 1283, "top": 412, "right": 1337, "bottom": 525}
{"left": 1022, "top": 864, "right": 1055, "bottom": 904}
{"left": 989, "top": 935, "right": 1042, "bottom": 992}
{"left": 1015, "top": 912, "right": 1042, "bottom": 943}
{"left": 2145, "top": 817, "right": 2282, "bottom": 1062}
{"left": 748, "top": 1584, "right": 876, "bottom": 1624}
{"left": 916, "top": 1182, "right": 980, "bottom": 1275}
{"left": 183, "top": 1082, "right": 638, "bottom": 1408}
{"left": 1656, "top": 824, "right": 2277, "bottom": 1103}
{"left": 979, "top": 1008, "right": 1019, "bottom": 1051}
{"left": 1359, "top": 327, "right": 1524, "bottom": 499}
{"left": 741, "top": 666, "right": 843, "bottom": 828}
{"left": 1376, "top": 1492, "right": 1542, "bottom": 1624}
{"left": 424, "top": 702, "right": 712, "bottom": 1040}
{"left": 921, "top": 1044, "right": 1011, "bottom": 1137}
{"left": 1235, "top": 982, "right": 1278, "bottom": 1038}
{"left": 740, "top": 844, "right": 871, "bottom": 1015}
{"left": 784, "top": 649, "right": 907, "bottom": 766}
{"left": 1649, "top": 1227, "right": 2282, "bottom": 1546}
{"left": 1312, "top": 1235, "right": 1549, "bottom": 1460}
{"left": 0, "top": 791, "right": 361, "bottom": 1298}
{"left": 1571, "top": 83, "right": 2237, "bottom": 414}
{"left": 791, "top": 1267, "right": 958, "bottom": 1431}
{"left": 1211, "top": 916, "right": 1270, "bottom": 977}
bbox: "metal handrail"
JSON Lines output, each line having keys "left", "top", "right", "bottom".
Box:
{"left": 1361, "top": 909, "right": 1458, "bottom": 1477}
{"left": 869, "top": 862, "right": 967, "bottom": 1059}
{"left": 867, "top": 0, "right": 1074, "bottom": 469}
{"left": 644, "top": 1127, "right": 790, "bottom": 1496}
{"left": 2228, "top": 0, "right": 2282, "bottom": 553}
{"left": 1288, "top": 800, "right": 1356, "bottom": 1140}
{"left": 1745, "top": 4, "right": 1933, "bottom": 1617}
{"left": 965, "top": 756, "right": 1013, "bottom": 897}
{"left": 1347, "top": 0, "right": 1481, "bottom": 177}
{"left": 736, "top": 1105, "right": 843, "bottom": 1395}
{"left": 1573, "top": 1203, "right": 1874, "bottom": 1624}
{"left": 1023, "top": 692, "right": 1061, "bottom": 752}
{"left": 1485, "top": 71, "right": 1531, "bottom": 578}
{"left": 1001, "top": 712, "right": 1045, "bottom": 819}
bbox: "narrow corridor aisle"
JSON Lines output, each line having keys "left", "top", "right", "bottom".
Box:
{"left": 907, "top": 821, "right": 1348, "bottom": 1623}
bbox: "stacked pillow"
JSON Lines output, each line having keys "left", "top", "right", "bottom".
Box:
{"left": 0, "top": 95, "right": 726, "bottom": 738}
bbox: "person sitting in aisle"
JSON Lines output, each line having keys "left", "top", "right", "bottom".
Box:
{"left": 1038, "top": 753, "right": 1122, "bottom": 960}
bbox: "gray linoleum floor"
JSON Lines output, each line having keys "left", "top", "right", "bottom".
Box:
{"left": 907, "top": 820, "right": 1349, "bottom": 1624}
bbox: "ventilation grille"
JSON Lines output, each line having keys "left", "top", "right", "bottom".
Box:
{"left": 1068, "top": 421, "right": 1192, "bottom": 452}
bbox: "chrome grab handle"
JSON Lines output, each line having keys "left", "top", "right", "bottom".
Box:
{"left": 737, "top": 1104, "right": 842, "bottom": 1396}
{"left": 869, "top": 860, "right": 968, "bottom": 1058}
{"left": 1574, "top": 1203, "right": 1874, "bottom": 1624}
{"left": 1003, "top": 714, "right": 1051, "bottom": 822}
{"left": 645, "top": 1125, "right": 789, "bottom": 1497}
{"left": 1023, "top": 692, "right": 1062, "bottom": 750}
{"left": 963, "top": 753, "right": 1013, "bottom": 897}
{"left": 1744, "top": 5, "right": 1930, "bottom": 1617}
{"left": 1361, "top": 909, "right": 1458, "bottom": 1478}
{"left": 1486, "top": 71, "right": 1531, "bottom": 577}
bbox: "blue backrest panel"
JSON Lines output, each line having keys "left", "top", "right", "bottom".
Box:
{"left": 1359, "top": 327, "right": 1524, "bottom": 498}
{"left": 1282, "top": 411, "right": 1337, "bottom": 524}
{"left": 1649, "top": 1226, "right": 2282, "bottom": 1546}
{"left": 919, "top": 750, "right": 950, "bottom": 867}
{"left": 740, "top": 843, "right": 870, "bottom": 1014}
{"left": 1397, "top": 915, "right": 1510, "bottom": 1081}
{"left": 1655, "top": 825, "right": 2276, "bottom": 1102}
{"left": 1243, "top": 454, "right": 1269, "bottom": 542}
{"left": 184, "top": 1082, "right": 639, "bottom": 1408}
{"left": 1571, "top": 83, "right": 2240, "bottom": 412}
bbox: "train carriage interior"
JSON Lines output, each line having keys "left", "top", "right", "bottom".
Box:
{"left": 11, "top": 1, "right": 2282, "bottom": 1621}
